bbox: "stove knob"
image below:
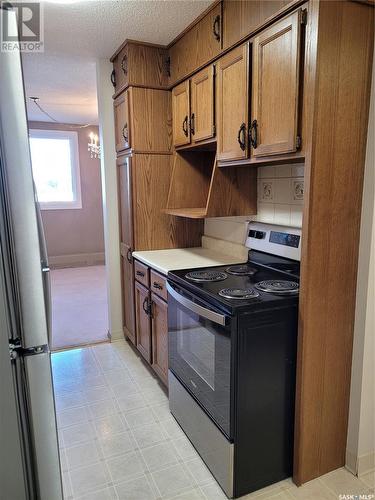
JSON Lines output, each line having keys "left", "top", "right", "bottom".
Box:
{"left": 249, "top": 230, "right": 265, "bottom": 239}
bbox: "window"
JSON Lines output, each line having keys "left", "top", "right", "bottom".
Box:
{"left": 29, "top": 129, "right": 82, "bottom": 210}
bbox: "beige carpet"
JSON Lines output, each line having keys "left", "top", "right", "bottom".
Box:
{"left": 50, "top": 265, "right": 108, "bottom": 350}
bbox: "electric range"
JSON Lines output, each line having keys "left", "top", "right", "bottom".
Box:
{"left": 167, "top": 222, "right": 301, "bottom": 498}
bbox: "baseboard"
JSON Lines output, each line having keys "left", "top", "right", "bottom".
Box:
{"left": 346, "top": 449, "right": 375, "bottom": 476}
{"left": 48, "top": 252, "right": 105, "bottom": 269}
{"left": 110, "top": 328, "right": 125, "bottom": 341}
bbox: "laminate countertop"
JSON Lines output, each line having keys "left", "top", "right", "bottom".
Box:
{"left": 132, "top": 246, "right": 247, "bottom": 276}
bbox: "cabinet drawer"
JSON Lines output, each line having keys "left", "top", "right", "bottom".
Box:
{"left": 134, "top": 261, "right": 149, "bottom": 287}
{"left": 150, "top": 270, "right": 167, "bottom": 301}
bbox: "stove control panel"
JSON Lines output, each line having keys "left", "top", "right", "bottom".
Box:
{"left": 269, "top": 231, "right": 300, "bottom": 248}
{"left": 246, "top": 222, "right": 302, "bottom": 261}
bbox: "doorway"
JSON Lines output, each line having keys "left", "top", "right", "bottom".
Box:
{"left": 28, "top": 122, "right": 108, "bottom": 350}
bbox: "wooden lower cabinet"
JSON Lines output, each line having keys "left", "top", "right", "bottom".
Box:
{"left": 134, "top": 281, "right": 152, "bottom": 363}
{"left": 151, "top": 293, "right": 168, "bottom": 386}
{"left": 134, "top": 262, "right": 169, "bottom": 386}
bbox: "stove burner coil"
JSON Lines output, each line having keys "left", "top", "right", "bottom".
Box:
{"left": 218, "top": 288, "right": 260, "bottom": 300}
{"left": 226, "top": 265, "right": 257, "bottom": 276}
{"left": 254, "top": 280, "right": 299, "bottom": 295}
{"left": 185, "top": 270, "right": 228, "bottom": 282}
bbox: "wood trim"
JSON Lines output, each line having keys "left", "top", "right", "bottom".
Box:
{"left": 293, "top": 0, "right": 374, "bottom": 485}
{"left": 217, "top": 153, "right": 305, "bottom": 168}
{"left": 111, "top": 38, "right": 167, "bottom": 62}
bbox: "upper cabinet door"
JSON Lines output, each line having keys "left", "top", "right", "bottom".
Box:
{"left": 172, "top": 80, "right": 191, "bottom": 147}
{"left": 117, "top": 155, "right": 133, "bottom": 248}
{"left": 114, "top": 90, "right": 130, "bottom": 153}
{"left": 217, "top": 44, "right": 249, "bottom": 162}
{"left": 251, "top": 10, "right": 302, "bottom": 157}
{"left": 190, "top": 65, "right": 215, "bottom": 143}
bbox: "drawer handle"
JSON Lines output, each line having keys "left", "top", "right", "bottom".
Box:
{"left": 213, "top": 15, "right": 221, "bottom": 42}
{"left": 136, "top": 270, "right": 145, "bottom": 277}
{"left": 153, "top": 282, "right": 163, "bottom": 290}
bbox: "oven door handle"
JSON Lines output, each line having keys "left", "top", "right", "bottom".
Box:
{"left": 167, "top": 282, "right": 228, "bottom": 326}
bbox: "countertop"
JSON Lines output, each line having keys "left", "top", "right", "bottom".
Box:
{"left": 132, "top": 246, "right": 247, "bottom": 276}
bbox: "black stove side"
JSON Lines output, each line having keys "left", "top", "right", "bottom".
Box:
{"left": 233, "top": 304, "right": 298, "bottom": 497}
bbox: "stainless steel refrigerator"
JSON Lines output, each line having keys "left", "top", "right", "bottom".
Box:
{"left": 0, "top": 8, "right": 63, "bottom": 500}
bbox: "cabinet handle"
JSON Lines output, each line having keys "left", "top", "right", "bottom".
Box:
{"left": 153, "top": 282, "right": 163, "bottom": 290}
{"left": 121, "top": 54, "right": 128, "bottom": 75}
{"left": 190, "top": 113, "right": 195, "bottom": 135}
{"left": 142, "top": 296, "right": 149, "bottom": 314}
{"left": 213, "top": 15, "right": 221, "bottom": 42}
{"left": 237, "top": 123, "right": 246, "bottom": 151}
{"left": 249, "top": 120, "right": 258, "bottom": 149}
{"left": 142, "top": 296, "right": 153, "bottom": 318}
{"left": 126, "top": 248, "right": 132, "bottom": 263}
{"left": 136, "top": 270, "right": 145, "bottom": 277}
{"left": 110, "top": 69, "right": 116, "bottom": 88}
{"left": 122, "top": 123, "right": 128, "bottom": 143}
{"left": 182, "top": 115, "right": 189, "bottom": 137}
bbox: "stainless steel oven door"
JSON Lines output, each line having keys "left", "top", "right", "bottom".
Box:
{"left": 167, "top": 281, "right": 232, "bottom": 438}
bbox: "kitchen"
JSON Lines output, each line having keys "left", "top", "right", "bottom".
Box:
{"left": 0, "top": 1, "right": 374, "bottom": 500}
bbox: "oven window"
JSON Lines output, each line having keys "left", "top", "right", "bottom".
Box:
{"left": 176, "top": 311, "right": 215, "bottom": 390}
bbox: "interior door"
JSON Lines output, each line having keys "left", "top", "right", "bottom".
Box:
{"left": 151, "top": 292, "right": 168, "bottom": 386}
{"left": 172, "top": 80, "right": 191, "bottom": 147}
{"left": 134, "top": 281, "right": 152, "bottom": 362}
{"left": 251, "top": 10, "right": 302, "bottom": 156}
{"left": 114, "top": 90, "right": 130, "bottom": 153}
{"left": 191, "top": 65, "right": 215, "bottom": 143}
{"left": 217, "top": 44, "right": 249, "bottom": 161}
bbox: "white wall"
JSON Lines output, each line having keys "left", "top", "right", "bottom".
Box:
{"left": 96, "top": 59, "right": 123, "bottom": 341}
{"left": 346, "top": 59, "right": 375, "bottom": 476}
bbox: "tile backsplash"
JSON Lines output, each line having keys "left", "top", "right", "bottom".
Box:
{"left": 257, "top": 164, "right": 304, "bottom": 227}
{"left": 204, "top": 164, "right": 305, "bottom": 245}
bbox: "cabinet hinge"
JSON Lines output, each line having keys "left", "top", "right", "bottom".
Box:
{"left": 296, "top": 135, "right": 302, "bottom": 150}
{"left": 301, "top": 9, "right": 307, "bottom": 25}
{"left": 165, "top": 56, "right": 171, "bottom": 77}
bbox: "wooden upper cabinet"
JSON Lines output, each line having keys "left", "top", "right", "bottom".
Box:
{"left": 134, "top": 281, "right": 152, "bottom": 363}
{"left": 117, "top": 155, "right": 133, "bottom": 248}
{"left": 223, "top": 0, "right": 293, "bottom": 50}
{"left": 130, "top": 88, "right": 172, "bottom": 154}
{"left": 111, "top": 41, "right": 168, "bottom": 95}
{"left": 251, "top": 10, "right": 302, "bottom": 157}
{"left": 168, "top": 3, "right": 222, "bottom": 85}
{"left": 190, "top": 65, "right": 215, "bottom": 143}
{"left": 114, "top": 88, "right": 172, "bottom": 155}
{"left": 151, "top": 292, "right": 168, "bottom": 386}
{"left": 217, "top": 44, "right": 249, "bottom": 162}
{"left": 114, "top": 91, "right": 130, "bottom": 153}
{"left": 172, "top": 81, "right": 190, "bottom": 147}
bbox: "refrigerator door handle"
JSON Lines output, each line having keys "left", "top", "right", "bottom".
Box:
{"left": 35, "top": 200, "right": 52, "bottom": 346}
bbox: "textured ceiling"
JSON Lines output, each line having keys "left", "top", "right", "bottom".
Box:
{"left": 24, "top": 0, "right": 212, "bottom": 124}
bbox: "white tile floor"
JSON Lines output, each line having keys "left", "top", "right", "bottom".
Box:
{"left": 52, "top": 340, "right": 375, "bottom": 500}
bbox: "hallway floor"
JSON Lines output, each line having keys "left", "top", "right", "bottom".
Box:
{"left": 52, "top": 341, "right": 374, "bottom": 500}
{"left": 51, "top": 265, "right": 108, "bottom": 350}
